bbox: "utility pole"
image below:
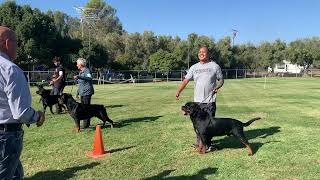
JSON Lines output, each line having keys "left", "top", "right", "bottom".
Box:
{"left": 231, "top": 29, "right": 238, "bottom": 47}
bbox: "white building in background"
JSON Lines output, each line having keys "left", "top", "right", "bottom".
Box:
{"left": 272, "top": 60, "right": 304, "bottom": 74}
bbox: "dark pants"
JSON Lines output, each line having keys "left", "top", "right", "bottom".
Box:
{"left": 81, "top": 95, "right": 92, "bottom": 128}
{"left": 0, "top": 131, "right": 24, "bottom": 180}
{"left": 51, "top": 85, "right": 65, "bottom": 113}
{"left": 196, "top": 102, "right": 216, "bottom": 145}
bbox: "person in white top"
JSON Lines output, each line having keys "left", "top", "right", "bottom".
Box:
{"left": 176, "top": 47, "right": 224, "bottom": 151}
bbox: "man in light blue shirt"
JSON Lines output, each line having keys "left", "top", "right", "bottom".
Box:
{"left": 0, "top": 26, "right": 45, "bottom": 179}
{"left": 176, "top": 47, "right": 224, "bottom": 151}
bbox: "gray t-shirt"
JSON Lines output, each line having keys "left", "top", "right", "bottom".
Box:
{"left": 185, "top": 61, "right": 223, "bottom": 103}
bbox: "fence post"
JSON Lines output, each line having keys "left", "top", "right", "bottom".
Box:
{"left": 27, "top": 71, "right": 30, "bottom": 85}
{"left": 154, "top": 71, "right": 156, "bottom": 82}
{"left": 311, "top": 69, "right": 313, "bottom": 78}
{"left": 236, "top": 69, "right": 238, "bottom": 79}
{"left": 180, "top": 70, "right": 183, "bottom": 81}
{"left": 167, "top": 71, "right": 169, "bottom": 82}
{"left": 138, "top": 71, "right": 140, "bottom": 83}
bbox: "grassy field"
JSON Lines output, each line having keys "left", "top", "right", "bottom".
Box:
{"left": 22, "top": 78, "right": 320, "bottom": 180}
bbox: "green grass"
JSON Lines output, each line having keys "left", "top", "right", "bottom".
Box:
{"left": 23, "top": 78, "right": 320, "bottom": 179}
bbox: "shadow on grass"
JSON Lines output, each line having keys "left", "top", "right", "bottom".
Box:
{"left": 143, "top": 167, "right": 217, "bottom": 180}
{"left": 108, "top": 145, "right": 136, "bottom": 153}
{"left": 25, "top": 162, "right": 100, "bottom": 180}
{"left": 85, "top": 116, "right": 163, "bottom": 129}
{"left": 105, "top": 104, "right": 124, "bottom": 108}
{"left": 118, "top": 116, "right": 163, "bottom": 127}
{"left": 214, "top": 126, "right": 281, "bottom": 154}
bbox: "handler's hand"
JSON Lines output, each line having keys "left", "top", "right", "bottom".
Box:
{"left": 73, "top": 75, "right": 78, "bottom": 80}
{"left": 36, "top": 111, "right": 45, "bottom": 127}
{"left": 175, "top": 91, "right": 180, "bottom": 100}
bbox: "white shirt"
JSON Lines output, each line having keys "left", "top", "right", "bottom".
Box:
{"left": 0, "top": 52, "right": 39, "bottom": 124}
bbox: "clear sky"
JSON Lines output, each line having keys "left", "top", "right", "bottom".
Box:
{"left": 1, "top": 0, "right": 320, "bottom": 45}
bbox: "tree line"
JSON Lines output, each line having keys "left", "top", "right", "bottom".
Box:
{"left": 1, "top": 0, "right": 320, "bottom": 72}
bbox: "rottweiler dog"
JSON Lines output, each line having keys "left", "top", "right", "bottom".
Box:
{"left": 36, "top": 84, "right": 66, "bottom": 114}
{"left": 60, "top": 93, "right": 114, "bottom": 132}
{"left": 181, "top": 102, "right": 261, "bottom": 156}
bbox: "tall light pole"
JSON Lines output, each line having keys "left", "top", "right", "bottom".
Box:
{"left": 231, "top": 29, "right": 238, "bottom": 47}
{"left": 74, "top": 7, "right": 100, "bottom": 69}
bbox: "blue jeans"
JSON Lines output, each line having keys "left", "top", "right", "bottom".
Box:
{"left": 0, "top": 131, "right": 24, "bottom": 180}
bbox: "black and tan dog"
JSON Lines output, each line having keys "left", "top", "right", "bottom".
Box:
{"left": 181, "top": 102, "right": 261, "bottom": 156}
{"left": 60, "top": 93, "right": 114, "bottom": 132}
{"left": 36, "top": 84, "right": 66, "bottom": 114}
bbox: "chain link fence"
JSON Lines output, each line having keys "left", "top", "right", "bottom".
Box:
{"left": 24, "top": 69, "right": 320, "bottom": 85}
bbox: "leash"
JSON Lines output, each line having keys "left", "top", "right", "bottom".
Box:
{"left": 199, "top": 91, "right": 216, "bottom": 104}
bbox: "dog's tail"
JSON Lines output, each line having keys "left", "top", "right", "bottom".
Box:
{"left": 243, "top": 117, "right": 261, "bottom": 127}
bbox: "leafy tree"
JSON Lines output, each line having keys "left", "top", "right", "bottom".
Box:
{"left": 149, "top": 49, "right": 178, "bottom": 71}
{"left": 85, "top": 0, "right": 123, "bottom": 34}
{"left": 216, "top": 37, "right": 233, "bottom": 68}
{"left": 233, "top": 44, "right": 257, "bottom": 69}
{"left": 0, "top": 2, "right": 58, "bottom": 69}
{"left": 286, "top": 39, "right": 313, "bottom": 69}
{"left": 47, "top": 11, "right": 69, "bottom": 38}
{"left": 123, "top": 32, "right": 144, "bottom": 69}
{"left": 115, "top": 53, "right": 137, "bottom": 70}
{"left": 141, "top": 31, "right": 157, "bottom": 68}
{"left": 79, "top": 41, "right": 108, "bottom": 70}
{"left": 172, "top": 41, "right": 189, "bottom": 69}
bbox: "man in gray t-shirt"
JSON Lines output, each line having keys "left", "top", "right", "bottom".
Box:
{"left": 176, "top": 47, "right": 224, "bottom": 150}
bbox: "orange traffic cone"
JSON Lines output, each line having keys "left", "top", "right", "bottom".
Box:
{"left": 87, "top": 125, "right": 111, "bottom": 158}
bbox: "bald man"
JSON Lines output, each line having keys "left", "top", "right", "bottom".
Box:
{"left": 0, "top": 26, "right": 45, "bottom": 179}
{"left": 176, "top": 47, "right": 224, "bottom": 152}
